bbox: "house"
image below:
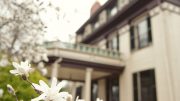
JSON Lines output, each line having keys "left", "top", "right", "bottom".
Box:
{"left": 74, "top": 0, "right": 180, "bottom": 101}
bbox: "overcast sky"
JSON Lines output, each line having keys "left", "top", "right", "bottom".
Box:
{"left": 41, "top": 0, "right": 107, "bottom": 42}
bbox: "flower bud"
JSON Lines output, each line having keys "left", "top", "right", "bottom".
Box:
{"left": 7, "top": 84, "right": 15, "bottom": 95}
{"left": 21, "top": 75, "right": 27, "bottom": 80}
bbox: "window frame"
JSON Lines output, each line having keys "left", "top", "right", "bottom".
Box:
{"left": 106, "top": 31, "right": 120, "bottom": 51}
{"left": 132, "top": 69, "right": 157, "bottom": 101}
{"left": 130, "top": 14, "right": 152, "bottom": 52}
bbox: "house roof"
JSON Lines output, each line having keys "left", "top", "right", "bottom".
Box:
{"left": 76, "top": 0, "right": 180, "bottom": 44}
{"left": 76, "top": 0, "right": 117, "bottom": 34}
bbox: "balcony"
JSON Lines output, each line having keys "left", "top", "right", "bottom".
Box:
{"left": 44, "top": 41, "right": 121, "bottom": 59}
{"left": 44, "top": 41, "right": 124, "bottom": 82}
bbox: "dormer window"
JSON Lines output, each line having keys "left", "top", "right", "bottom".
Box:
{"left": 110, "top": 7, "right": 118, "bottom": 17}
{"left": 107, "top": 0, "right": 118, "bottom": 18}
{"left": 94, "top": 22, "right": 100, "bottom": 29}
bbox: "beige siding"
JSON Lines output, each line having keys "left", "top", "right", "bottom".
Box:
{"left": 74, "top": 2, "right": 180, "bottom": 101}
{"left": 97, "top": 39, "right": 106, "bottom": 49}
{"left": 162, "top": 7, "right": 180, "bottom": 101}
{"left": 119, "top": 2, "right": 180, "bottom": 101}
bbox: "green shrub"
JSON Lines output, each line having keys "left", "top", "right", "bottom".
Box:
{"left": 0, "top": 65, "right": 48, "bottom": 101}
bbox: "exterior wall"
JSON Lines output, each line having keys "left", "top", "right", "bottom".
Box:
{"left": 160, "top": 3, "right": 180, "bottom": 101}
{"left": 98, "top": 79, "right": 107, "bottom": 101}
{"left": 76, "top": 34, "right": 83, "bottom": 43}
{"left": 84, "top": 24, "right": 92, "bottom": 36}
{"left": 75, "top": 2, "right": 180, "bottom": 101}
{"left": 97, "top": 39, "right": 106, "bottom": 49}
{"left": 118, "top": 25, "right": 132, "bottom": 101}
{"left": 118, "top": 25, "right": 131, "bottom": 57}
{"left": 119, "top": 2, "right": 180, "bottom": 101}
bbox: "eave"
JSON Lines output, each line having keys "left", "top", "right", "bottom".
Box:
{"left": 81, "top": 0, "right": 158, "bottom": 44}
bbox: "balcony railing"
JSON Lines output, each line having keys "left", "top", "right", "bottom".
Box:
{"left": 44, "top": 41, "right": 121, "bottom": 59}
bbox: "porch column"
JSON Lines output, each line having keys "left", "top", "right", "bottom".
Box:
{"left": 51, "top": 58, "right": 62, "bottom": 79}
{"left": 85, "top": 68, "right": 93, "bottom": 101}
{"left": 51, "top": 62, "right": 59, "bottom": 78}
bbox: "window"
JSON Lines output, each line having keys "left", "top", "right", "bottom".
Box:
{"left": 107, "top": 0, "right": 118, "bottom": 18}
{"left": 133, "top": 69, "right": 157, "bottom": 101}
{"left": 75, "top": 86, "right": 83, "bottom": 99}
{"left": 106, "top": 75, "right": 119, "bottom": 101}
{"left": 110, "top": 7, "right": 118, "bottom": 17}
{"left": 91, "top": 81, "right": 98, "bottom": 101}
{"left": 106, "top": 34, "right": 119, "bottom": 51}
{"left": 130, "top": 16, "right": 152, "bottom": 51}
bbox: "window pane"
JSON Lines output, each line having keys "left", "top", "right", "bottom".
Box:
{"left": 75, "top": 86, "right": 83, "bottom": 99}
{"left": 130, "top": 26, "right": 135, "bottom": 50}
{"left": 138, "top": 20, "right": 148, "bottom": 35}
{"left": 133, "top": 69, "right": 157, "bottom": 101}
{"left": 147, "top": 17, "right": 152, "bottom": 42}
{"left": 133, "top": 73, "right": 138, "bottom": 101}
{"left": 112, "top": 79, "right": 119, "bottom": 101}
{"left": 140, "top": 69, "right": 157, "bottom": 101}
{"left": 106, "top": 76, "right": 119, "bottom": 101}
{"left": 107, "top": 34, "right": 119, "bottom": 51}
{"left": 91, "top": 81, "right": 98, "bottom": 101}
{"left": 112, "top": 37, "right": 117, "bottom": 50}
{"left": 117, "top": 34, "right": 120, "bottom": 51}
{"left": 138, "top": 19, "right": 149, "bottom": 48}
{"left": 110, "top": 7, "right": 118, "bottom": 16}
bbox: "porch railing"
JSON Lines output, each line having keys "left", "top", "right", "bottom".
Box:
{"left": 44, "top": 41, "right": 121, "bottom": 59}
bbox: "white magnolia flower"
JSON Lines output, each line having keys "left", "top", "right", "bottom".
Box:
{"left": 96, "top": 98, "right": 103, "bottom": 101}
{"left": 0, "top": 88, "right": 4, "bottom": 98}
{"left": 10, "top": 60, "right": 33, "bottom": 77}
{"left": 75, "top": 97, "right": 103, "bottom": 101}
{"left": 75, "top": 96, "right": 85, "bottom": 101}
{"left": 31, "top": 78, "right": 72, "bottom": 101}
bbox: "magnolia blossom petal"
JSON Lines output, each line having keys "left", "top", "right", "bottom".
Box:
{"left": 12, "top": 62, "right": 20, "bottom": 69}
{"left": 76, "top": 96, "right": 85, "bottom": 101}
{"left": 96, "top": 98, "right": 103, "bottom": 101}
{"left": 31, "top": 93, "right": 46, "bottom": 101}
{"left": 32, "top": 83, "right": 44, "bottom": 92}
{"left": 59, "top": 92, "right": 72, "bottom": 99}
{"left": 56, "top": 82, "right": 63, "bottom": 92}
{"left": 21, "top": 60, "right": 30, "bottom": 68}
{"left": 10, "top": 70, "right": 19, "bottom": 75}
{"left": 39, "top": 80, "right": 49, "bottom": 92}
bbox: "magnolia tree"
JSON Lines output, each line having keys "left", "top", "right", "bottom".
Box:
{"left": 3, "top": 61, "right": 103, "bottom": 101}
{"left": 0, "top": 0, "right": 60, "bottom": 74}
{"left": 0, "top": 0, "right": 44, "bottom": 60}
